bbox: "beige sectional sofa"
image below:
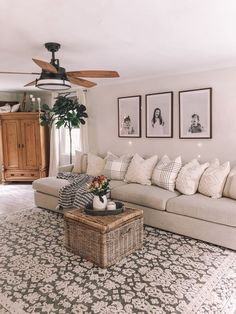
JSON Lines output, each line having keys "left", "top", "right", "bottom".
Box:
{"left": 33, "top": 164, "right": 236, "bottom": 251}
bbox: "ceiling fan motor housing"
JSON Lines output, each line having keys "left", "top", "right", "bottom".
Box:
{"left": 36, "top": 64, "right": 71, "bottom": 90}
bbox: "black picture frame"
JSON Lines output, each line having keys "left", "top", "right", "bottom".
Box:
{"left": 179, "top": 88, "right": 212, "bottom": 139}
{"left": 118, "top": 95, "right": 141, "bottom": 138}
{"left": 145, "top": 91, "right": 173, "bottom": 138}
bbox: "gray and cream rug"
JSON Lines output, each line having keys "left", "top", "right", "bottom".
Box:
{"left": 0, "top": 207, "right": 236, "bottom": 314}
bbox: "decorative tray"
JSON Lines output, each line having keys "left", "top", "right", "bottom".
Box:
{"left": 85, "top": 201, "right": 125, "bottom": 216}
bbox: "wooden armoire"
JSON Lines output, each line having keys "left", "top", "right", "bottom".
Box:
{"left": 0, "top": 112, "right": 49, "bottom": 183}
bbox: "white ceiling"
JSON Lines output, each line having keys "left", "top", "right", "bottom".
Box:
{"left": 1, "top": 0, "right": 236, "bottom": 91}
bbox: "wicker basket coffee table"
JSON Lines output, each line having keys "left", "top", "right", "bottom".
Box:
{"left": 64, "top": 207, "right": 143, "bottom": 268}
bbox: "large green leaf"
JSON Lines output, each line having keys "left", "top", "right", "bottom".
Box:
{"left": 56, "top": 120, "right": 65, "bottom": 128}
{"left": 41, "top": 103, "right": 51, "bottom": 111}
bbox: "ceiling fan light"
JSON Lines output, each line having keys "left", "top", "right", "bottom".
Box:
{"left": 36, "top": 78, "right": 71, "bottom": 91}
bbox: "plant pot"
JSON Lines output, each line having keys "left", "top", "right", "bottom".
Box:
{"left": 93, "top": 195, "right": 107, "bottom": 210}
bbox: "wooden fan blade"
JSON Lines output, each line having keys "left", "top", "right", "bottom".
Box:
{"left": 24, "top": 80, "right": 36, "bottom": 87}
{"left": 32, "top": 58, "right": 57, "bottom": 73}
{"left": 67, "top": 70, "right": 119, "bottom": 78}
{"left": 0, "top": 71, "right": 40, "bottom": 75}
{"left": 67, "top": 75, "right": 97, "bottom": 88}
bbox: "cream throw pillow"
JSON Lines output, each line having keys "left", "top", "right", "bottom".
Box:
{"left": 223, "top": 166, "right": 236, "bottom": 200}
{"left": 176, "top": 159, "right": 209, "bottom": 195}
{"left": 72, "top": 150, "right": 88, "bottom": 173}
{"left": 152, "top": 155, "right": 182, "bottom": 191}
{"left": 86, "top": 153, "right": 106, "bottom": 177}
{"left": 125, "top": 154, "right": 158, "bottom": 185}
{"left": 198, "top": 159, "right": 230, "bottom": 198}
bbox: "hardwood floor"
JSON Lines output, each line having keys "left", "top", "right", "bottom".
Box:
{"left": 0, "top": 182, "right": 35, "bottom": 215}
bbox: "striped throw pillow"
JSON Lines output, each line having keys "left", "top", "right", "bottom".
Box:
{"left": 103, "top": 153, "right": 132, "bottom": 180}
{"left": 152, "top": 155, "right": 182, "bottom": 191}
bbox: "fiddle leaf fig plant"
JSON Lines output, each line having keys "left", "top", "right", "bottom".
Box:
{"left": 40, "top": 95, "right": 88, "bottom": 164}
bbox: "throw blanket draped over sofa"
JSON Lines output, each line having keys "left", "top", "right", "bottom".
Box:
{"left": 57, "top": 173, "right": 93, "bottom": 209}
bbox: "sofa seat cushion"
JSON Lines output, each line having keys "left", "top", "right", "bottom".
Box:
{"left": 109, "top": 180, "right": 127, "bottom": 190}
{"left": 111, "top": 183, "right": 180, "bottom": 210}
{"left": 167, "top": 193, "right": 236, "bottom": 227}
{"left": 32, "top": 177, "right": 70, "bottom": 197}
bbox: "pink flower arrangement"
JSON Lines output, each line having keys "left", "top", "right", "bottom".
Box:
{"left": 88, "top": 175, "right": 110, "bottom": 202}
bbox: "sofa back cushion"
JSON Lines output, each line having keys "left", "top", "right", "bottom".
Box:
{"left": 223, "top": 166, "right": 236, "bottom": 200}
{"left": 125, "top": 153, "right": 158, "bottom": 185}
{"left": 72, "top": 150, "right": 88, "bottom": 173}
{"left": 198, "top": 159, "right": 230, "bottom": 198}
{"left": 86, "top": 153, "right": 106, "bottom": 177}
{"left": 176, "top": 159, "right": 209, "bottom": 195}
{"left": 103, "top": 152, "right": 132, "bottom": 180}
{"left": 152, "top": 155, "right": 182, "bottom": 192}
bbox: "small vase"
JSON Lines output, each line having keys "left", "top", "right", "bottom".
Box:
{"left": 93, "top": 195, "right": 107, "bottom": 210}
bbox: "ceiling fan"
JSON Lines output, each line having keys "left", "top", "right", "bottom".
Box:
{"left": 0, "top": 42, "right": 119, "bottom": 90}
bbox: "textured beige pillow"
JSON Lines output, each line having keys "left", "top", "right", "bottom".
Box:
{"left": 72, "top": 150, "right": 88, "bottom": 173}
{"left": 152, "top": 155, "right": 182, "bottom": 192}
{"left": 176, "top": 159, "right": 209, "bottom": 195}
{"left": 103, "top": 152, "right": 132, "bottom": 180}
{"left": 125, "top": 154, "right": 158, "bottom": 185}
{"left": 223, "top": 166, "right": 236, "bottom": 200}
{"left": 86, "top": 153, "right": 106, "bottom": 177}
{"left": 198, "top": 159, "right": 230, "bottom": 198}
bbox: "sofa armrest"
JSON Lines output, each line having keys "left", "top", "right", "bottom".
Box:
{"left": 58, "top": 164, "right": 74, "bottom": 172}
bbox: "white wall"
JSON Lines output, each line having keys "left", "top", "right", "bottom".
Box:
{"left": 87, "top": 67, "right": 236, "bottom": 164}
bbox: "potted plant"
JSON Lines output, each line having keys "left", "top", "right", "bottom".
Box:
{"left": 88, "top": 175, "right": 110, "bottom": 210}
{"left": 40, "top": 95, "right": 88, "bottom": 164}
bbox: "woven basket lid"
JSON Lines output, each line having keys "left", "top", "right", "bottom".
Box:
{"left": 64, "top": 207, "right": 143, "bottom": 234}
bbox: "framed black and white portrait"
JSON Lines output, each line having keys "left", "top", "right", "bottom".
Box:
{"left": 118, "top": 95, "right": 141, "bottom": 138}
{"left": 179, "top": 88, "right": 212, "bottom": 139}
{"left": 145, "top": 92, "right": 173, "bottom": 138}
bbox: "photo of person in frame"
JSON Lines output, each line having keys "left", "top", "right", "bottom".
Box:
{"left": 151, "top": 107, "right": 165, "bottom": 135}
{"left": 120, "top": 115, "right": 135, "bottom": 135}
{"left": 188, "top": 113, "right": 204, "bottom": 133}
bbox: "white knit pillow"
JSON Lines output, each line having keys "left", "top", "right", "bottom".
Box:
{"left": 152, "top": 155, "right": 182, "bottom": 191}
{"left": 86, "top": 153, "right": 106, "bottom": 177}
{"left": 198, "top": 159, "right": 230, "bottom": 198}
{"left": 125, "top": 154, "right": 158, "bottom": 185}
{"left": 223, "top": 166, "right": 236, "bottom": 200}
{"left": 176, "top": 159, "right": 209, "bottom": 195}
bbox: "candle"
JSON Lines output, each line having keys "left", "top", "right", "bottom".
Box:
{"left": 37, "top": 98, "right": 41, "bottom": 112}
{"left": 107, "top": 201, "right": 116, "bottom": 210}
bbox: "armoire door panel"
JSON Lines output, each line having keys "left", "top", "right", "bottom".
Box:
{"left": 21, "top": 120, "right": 40, "bottom": 169}
{"left": 2, "top": 120, "right": 21, "bottom": 169}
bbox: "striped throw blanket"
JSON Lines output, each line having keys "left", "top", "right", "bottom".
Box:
{"left": 57, "top": 173, "right": 94, "bottom": 209}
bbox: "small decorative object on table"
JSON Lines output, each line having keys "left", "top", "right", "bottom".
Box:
{"left": 85, "top": 201, "right": 124, "bottom": 216}
{"left": 88, "top": 175, "right": 110, "bottom": 210}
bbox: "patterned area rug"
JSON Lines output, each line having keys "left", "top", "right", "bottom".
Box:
{"left": 0, "top": 208, "right": 235, "bottom": 314}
